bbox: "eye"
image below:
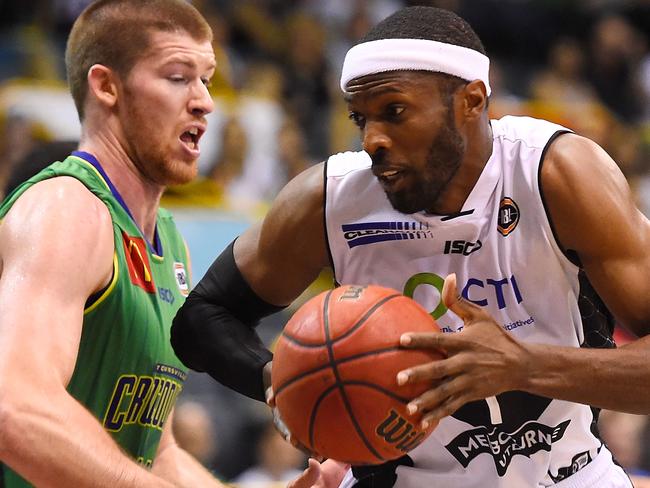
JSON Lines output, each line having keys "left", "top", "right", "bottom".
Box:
{"left": 348, "top": 111, "right": 366, "bottom": 129}
{"left": 169, "top": 75, "right": 187, "bottom": 84}
{"left": 385, "top": 104, "right": 405, "bottom": 121}
{"left": 201, "top": 77, "right": 212, "bottom": 88}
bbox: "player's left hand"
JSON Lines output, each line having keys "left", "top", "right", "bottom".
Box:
{"left": 397, "top": 273, "right": 531, "bottom": 428}
{"left": 287, "top": 459, "right": 350, "bottom": 488}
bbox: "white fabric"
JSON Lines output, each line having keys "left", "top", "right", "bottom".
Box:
{"left": 553, "top": 448, "right": 631, "bottom": 488}
{"left": 340, "top": 38, "right": 491, "bottom": 95}
{"left": 326, "top": 116, "right": 624, "bottom": 487}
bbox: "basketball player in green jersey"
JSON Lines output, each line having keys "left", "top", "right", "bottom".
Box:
{"left": 0, "top": 1, "right": 226, "bottom": 486}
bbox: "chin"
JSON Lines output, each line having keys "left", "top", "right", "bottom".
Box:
{"left": 163, "top": 160, "right": 198, "bottom": 186}
{"left": 387, "top": 194, "right": 423, "bottom": 215}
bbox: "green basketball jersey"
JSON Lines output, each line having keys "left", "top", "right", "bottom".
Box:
{"left": 0, "top": 152, "right": 190, "bottom": 486}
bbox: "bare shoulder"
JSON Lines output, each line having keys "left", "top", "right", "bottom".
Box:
{"left": 236, "top": 163, "right": 328, "bottom": 305}
{"left": 0, "top": 176, "right": 114, "bottom": 294}
{"left": 542, "top": 133, "right": 624, "bottom": 190}
{"left": 540, "top": 132, "right": 641, "bottom": 252}
{"left": 266, "top": 162, "right": 325, "bottom": 221}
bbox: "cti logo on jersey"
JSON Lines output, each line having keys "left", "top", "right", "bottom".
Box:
{"left": 342, "top": 221, "right": 434, "bottom": 248}
{"left": 497, "top": 197, "right": 520, "bottom": 236}
{"left": 122, "top": 231, "right": 155, "bottom": 293}
{"left": 174, "top": 262, "right": 189, "bottom": 296}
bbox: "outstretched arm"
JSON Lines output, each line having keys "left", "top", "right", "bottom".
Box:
{"left": 0, "top": 178, "right": 174, "bottom": 487}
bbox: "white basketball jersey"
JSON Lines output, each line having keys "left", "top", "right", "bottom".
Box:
{"left": 325, "top": 116, "right": 621, "bottom": 487}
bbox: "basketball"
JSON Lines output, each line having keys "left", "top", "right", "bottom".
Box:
{"left": 271, "top": 284, "right": 444, "bottom": 465}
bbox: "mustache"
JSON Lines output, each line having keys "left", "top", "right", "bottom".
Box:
{"left": 370, "top": 149, "right": 389, "bottom": 167}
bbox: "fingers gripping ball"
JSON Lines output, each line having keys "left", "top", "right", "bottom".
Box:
{"left": 272, "top": 284, "right": 444, "bottom": 465}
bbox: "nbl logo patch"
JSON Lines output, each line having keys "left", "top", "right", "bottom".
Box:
{"left": 174, "top": 262, "right": 189, "bottom": 296}
{"left": 497, "top": 197, "right": 519, "bottom": 236}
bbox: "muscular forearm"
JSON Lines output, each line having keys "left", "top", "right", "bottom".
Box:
{"left": 153, "top": 444, "right": 227, "bottom": 487}
{"left": 523, "top": 336, "right": 650, "bottom": 413}
{"left": 0, "top": 388, "right": 172, "bottom": 487}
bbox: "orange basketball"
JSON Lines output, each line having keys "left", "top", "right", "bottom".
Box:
{"left": 272, "top": 284, "right": 444, "bottom": 465}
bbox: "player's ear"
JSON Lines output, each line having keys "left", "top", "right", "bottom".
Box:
{"left": 87, "top": 64, "right": 119, "bottom": 110}
{"left": 462, "top": 80, "right": 488, "bottom": 119}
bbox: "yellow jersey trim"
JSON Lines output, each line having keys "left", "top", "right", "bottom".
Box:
{"left": 68, "top": 156, "right": 112, "bottom": 192}
{"left": 85, "top": 251, "right": 119, "bottom": 315}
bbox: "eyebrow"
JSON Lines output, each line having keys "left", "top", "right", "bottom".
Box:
{"left": 344, "top": 85, "right": 405, "bottom": 103}
{"left": 162, "top": 58, "right": 217, "bottom": 71}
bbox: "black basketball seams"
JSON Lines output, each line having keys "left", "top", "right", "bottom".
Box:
{"left": 280, "top": 289, "right": 412, "bottom": 463}
{"left": 316, "top": 290, "right": 408, "bottom": 462}
{"left": 280, "top": 293, "right": 402, "bottom": 348}
{"left": 273, "top": 345, "right": 404, "bottom": 396}
{"left": 307, "top": 381, "right": 413, "bottom": 459}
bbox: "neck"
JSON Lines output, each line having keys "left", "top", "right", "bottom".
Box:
{"left": 429, "top": 118, "right": 493, "bottom": 215}
{"left": 78, "top": 131, "right": 164, "bottom": 242}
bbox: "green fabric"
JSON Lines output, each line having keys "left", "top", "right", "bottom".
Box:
{"left": 0, "top": 155, "right": 191, "bottom": 486}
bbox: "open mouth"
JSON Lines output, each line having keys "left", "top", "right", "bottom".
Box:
{"left": 373, "top": 167, "right": 405, "bottom": 185}
{"left": 379, "top": 169, "right": 401, "bottom": 181}
{"left": 180, "top": 127, "right": 202, "bottom": 151}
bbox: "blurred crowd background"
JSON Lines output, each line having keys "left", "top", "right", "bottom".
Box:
{"left": 1, "top": 0, "right": 649, "bottom": 486}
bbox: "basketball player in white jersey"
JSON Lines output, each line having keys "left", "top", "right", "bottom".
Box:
{"left": 171, "top": 6, "right": 650, "bottom": 487}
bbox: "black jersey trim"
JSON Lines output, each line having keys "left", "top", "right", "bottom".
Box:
{"left": 537, "top": 130, "right": 581, "bottom": 267}
{"left": 440, "top": 209, "right": 475, "bottom": 221}
{"left": 352, "top": 454, "right": 415, "bottom": 487}
{"left": 322, "top": 160, "right": 337, "bottom": 276}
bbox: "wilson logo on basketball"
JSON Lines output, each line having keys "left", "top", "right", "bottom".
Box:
{"left": 497, "top": 197, "right": 520, "bottom": 236}
{"left": 121, "top": 231, "right": 155, "bottom": 293}
{"left": 375, "top": 409, "right": 427, "bottom": 453}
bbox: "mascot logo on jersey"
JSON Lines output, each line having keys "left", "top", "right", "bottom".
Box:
{"left": 445, "top": 392, "right": 570, "bottom": 477}
{"left": 122, "top": 231, "right": 155, "bottom": 293}
{"left": 497, "top": 197, "right": 520, "bottom": 236}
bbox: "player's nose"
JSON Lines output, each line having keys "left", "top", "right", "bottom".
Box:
{"left": 189, "top": 81, "right": 214, "bottom": 117}
{"left": 362, "top": 120, "right": 392, "bottom": 156}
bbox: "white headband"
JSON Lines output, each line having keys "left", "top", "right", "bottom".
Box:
{"left": 340, "top": 38, "right": 491, "bottom": 96}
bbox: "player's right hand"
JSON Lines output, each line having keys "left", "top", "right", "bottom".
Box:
{"left": 287, "top": 459, "right": 350, "bottom": 488}
{"left": 265, "top": 382, "right": 325, "bottom": 462}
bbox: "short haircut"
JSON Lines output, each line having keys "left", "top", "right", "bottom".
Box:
{"left": 359, "top": 6, "right": 486, "bottom": 54}
{"left": 65, "top": 0, "right": 213, "bottom": 120}
{"left": 358, "top": 6, "right": 486, "bottom": 102}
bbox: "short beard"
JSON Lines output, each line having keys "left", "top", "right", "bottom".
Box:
{"left": 387, "top": 108, "right": 465, "bottom": 214}
{"left": 122, "top": 86, "right": 198, "bottom": 187}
